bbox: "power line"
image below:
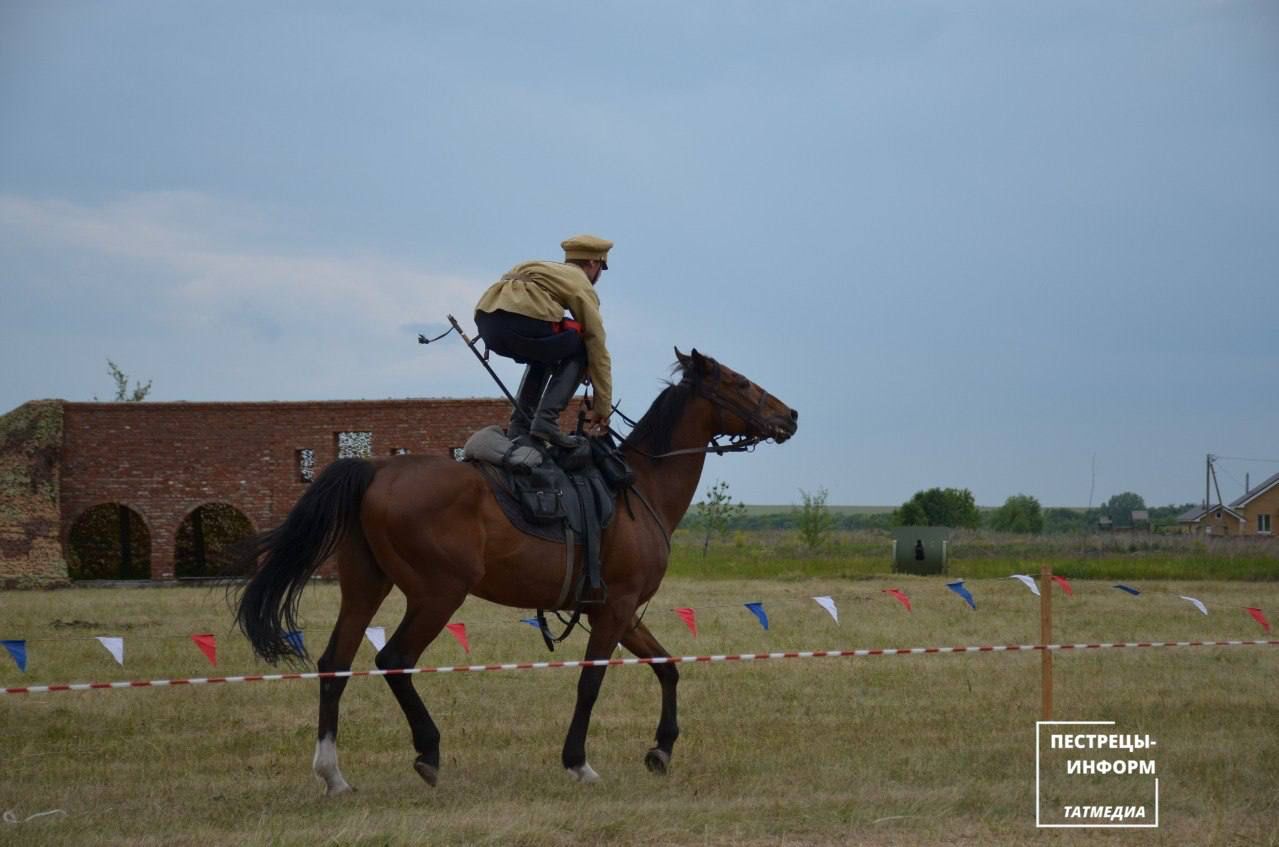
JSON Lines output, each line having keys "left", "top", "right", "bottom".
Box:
{"left": 1212, "top": 455, "right": 1279, "bottom": 464}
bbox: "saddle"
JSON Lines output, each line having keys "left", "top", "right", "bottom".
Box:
{"left": 463, "top": 426, "right": 635, "bottom": 648}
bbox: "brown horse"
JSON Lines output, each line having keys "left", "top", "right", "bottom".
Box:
{"left": 234, "top": 348, "right": 797, "bottom": 792}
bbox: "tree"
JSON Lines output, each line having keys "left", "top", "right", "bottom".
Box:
{"left": 1102, "top": 492, "right": 1146, "bottom": 527}
{"left": 96, "top": 359, "right": 152, "bottom": 402}
{"left": 694, "top": 479, "right": 745, "bottom": 557}
{"left": 988, "top": 494, "right": 1044, "bottom": 534}
{"left": 796, "top": 487, "right": 833, "bottom": 550}
{"left": 893, "top": 487, "right": 981, "bottom": 529}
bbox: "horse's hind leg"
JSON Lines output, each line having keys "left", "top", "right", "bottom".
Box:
{"left": 376, "top": 585, "right": 469, "bottom": 788}
{"left": 314, "top": 541, "right": 391, "bottom": 796}
{"left": 620, "top": 620, "right": 680, "bottom": 775}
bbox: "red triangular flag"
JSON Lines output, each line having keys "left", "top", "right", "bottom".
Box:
{"left": 883, "top": 588, "right": 912, "bottom": 612}
{"left": 1245, "top": 607, "right": 1271, "bottom": 634}
{"left": 445, "top": 622, "right": 470, "bottom": 655}
{"left": 191, "top": 633, "right": 217, "bottom": 667}
{"left": 1051, "top": 575, "right": 1073, "bottom": 596}
{"left": 674, "top": 607, "right": 698, "bottom": 637}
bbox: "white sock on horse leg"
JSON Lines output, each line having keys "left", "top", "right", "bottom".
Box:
{"left": 313, "top": 735, "right": 353, "bottom": 795}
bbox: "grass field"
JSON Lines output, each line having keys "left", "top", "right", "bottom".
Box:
{"left": 668, "top": 529, "right": 1279, "bottom": 582}
{"left": 1, "top": 576, "right": 1277, "bottom": 846}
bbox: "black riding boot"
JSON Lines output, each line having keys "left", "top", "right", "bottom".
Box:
{"left": 529, "top": 355, "right": 585, "bottom": 449}
{"left": 507, "top": 363, "right": 550, "bottom": 440}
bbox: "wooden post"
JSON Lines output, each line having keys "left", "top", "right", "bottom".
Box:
{"left": 1041, "top": 563, "right": 1053, "bottom": 721}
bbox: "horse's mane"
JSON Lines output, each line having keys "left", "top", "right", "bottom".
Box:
{"left": 621, "top": 364, "right": 692, "bottom": 457}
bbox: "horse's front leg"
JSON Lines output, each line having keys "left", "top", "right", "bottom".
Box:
{"left": 561, "top": 599, "right": 637, "bottom": 783}
{"left": 620, "top": 621, "right": 679, "bottom": 775}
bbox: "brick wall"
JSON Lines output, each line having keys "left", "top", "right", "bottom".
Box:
{"left": 1, "top": 395, "right": 587, "bottom": 584}
{"left": 55, "top": 398, "right": 529, "bottom": 579}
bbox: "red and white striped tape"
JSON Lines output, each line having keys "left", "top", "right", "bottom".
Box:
{"left": 2, "top": 639, "right": 1275, "bottom": 696}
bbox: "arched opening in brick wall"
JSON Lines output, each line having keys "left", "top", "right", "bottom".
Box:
{"left": 174, "top": 503, "right": 256, "bottom": 579}
{"left": 66, "top": 504, "right": 152, "bottom": 580}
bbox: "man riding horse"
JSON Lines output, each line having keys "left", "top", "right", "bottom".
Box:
{"left": 474, "top": 234, "right": 614, "bottom": 448}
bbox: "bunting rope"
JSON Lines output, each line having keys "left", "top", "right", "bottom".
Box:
{"left": 3, "top": 639, "right": 1275, "bottom": 696}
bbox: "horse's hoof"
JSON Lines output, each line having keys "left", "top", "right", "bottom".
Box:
{"left": 566, "top": 762, "right": 601, "bottom": 784}
{"left": 414, "top": 758, "right": 439, "bottom": 788}
{"left": 644, "top": 748, "right": 670, "bottom": 775}
{"left": 323, "top": 783, "right": 355, "bottom": 797}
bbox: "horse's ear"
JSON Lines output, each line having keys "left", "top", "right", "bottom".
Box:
{"left": 674, "top": 347, "right": 690, "bottom": 367}
{"left": 690, "top": 348, "right": 707, "bottom": 371}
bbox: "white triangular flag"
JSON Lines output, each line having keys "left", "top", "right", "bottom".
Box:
{"left": 1009, "top": 574, "right": 1041, "bottom": 596}
{"left": 96, "top": 636, "right": 124, "bottom": 666}
{"left": 365, "top": 626, "right": 387, "bottom": 652}
{"left": 812, "top": 595, "right": 839, "bottom": 624}
{"left": 1179, "top": 595, "right": 1209, "bottom": 616}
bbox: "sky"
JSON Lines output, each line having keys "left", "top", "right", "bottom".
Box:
{"left": 2, "top": 1, "right": 1276, "bottom": 508}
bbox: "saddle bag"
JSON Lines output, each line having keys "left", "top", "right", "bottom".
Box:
{"left": 519, "top": 488, "right": 564, "bottom": 522}
{"left": 517, "top": 467, "right": 567, "bottom": 523}
{"left": 590, "top": 435, "right": 635, "bottom": 489}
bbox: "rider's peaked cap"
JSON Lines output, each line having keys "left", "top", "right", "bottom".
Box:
{"left": 561, "top": 234, "right": 612, "bottom": 269}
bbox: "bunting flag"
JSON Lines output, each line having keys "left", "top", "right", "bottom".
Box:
{"left": 445, "top": 622, "right": 470, "bottom": 654}
{"left": 1114, "top": 584, "right": 1141, "bottom": 596}
{"left": 191, "top": 634, "right": 217, "bottom": 666}
{"left": 1245, "top": 608, "right": 1271, "bottom": 633}
{"left": 744, "top": 602, "right": 769, "bottom": 631}
{"left": 674, "top": 607, "right": 698, "bottom": 637}
{"left": 284, "top": 630, "right": 306, "bottom": 656}
{"left": 1179, "top": 596, "right": 1208, "bottom": 616}
{"left": 1009, "top": 574, "right": 1040, "bottom": 596}
{"left": 1051, "top": 575, "right": 1073, "bottom": 596}
{"left": 947, "top": 580, "right": 976, "bottom": 610}
{"left": 813, "top": 596, "right": 839, "bottom": 624}
{"left": 365, "top": 626, "right": 387, "bottom": 652}
{"left": 96, "top": 636, "right": 125, "bottom": 666}
{"left": 883, "top": 588, "right": 912, "bottom": 612}
{"left": 1, "top": 640, "right": 27, "bottom": 672}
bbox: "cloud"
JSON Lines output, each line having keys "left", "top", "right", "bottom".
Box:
{"left": 0, "top": 192, "right": 480, "bottom": 337}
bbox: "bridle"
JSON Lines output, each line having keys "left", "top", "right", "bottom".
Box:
{"left": 610, "top": 361, "right": 783, "bottom": 460}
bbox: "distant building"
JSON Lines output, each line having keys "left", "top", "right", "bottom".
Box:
{"left": 0, "top": 396, "right": 543, "bottom": 586}
{"left": 1178, "top": 471, "right": 1279, "bottom": 537}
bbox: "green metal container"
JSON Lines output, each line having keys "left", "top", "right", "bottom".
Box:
{"left": 891, "top": 527, "right": 952, "bottom": 575}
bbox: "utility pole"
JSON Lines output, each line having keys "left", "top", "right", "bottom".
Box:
{"left": 1204, "top": 453, "right": 1225, "bottom": 536}
{"left": 1205, "top": 454, "right": 1213, "bottom": 537}
{"left": 1205, "top": 453, "right": 1211, "bottom": 514}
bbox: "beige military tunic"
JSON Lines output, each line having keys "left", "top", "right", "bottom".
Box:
{"left": 474, "top": 260, "right": 613, "bottom": 413}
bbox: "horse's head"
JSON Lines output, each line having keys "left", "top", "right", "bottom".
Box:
{"left": 675, "top": 348, "right": 798, "bottom": 444}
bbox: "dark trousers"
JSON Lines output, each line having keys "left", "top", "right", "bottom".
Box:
{"left": 475, "top": 310, "right": 586, "bottom": 440}
{"left": 475, "top": 309, "right": 584, "bottom": 365}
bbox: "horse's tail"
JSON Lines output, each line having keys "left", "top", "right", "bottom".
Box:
{"left": 233, "top": 458, "right": 377, "bottom": 664}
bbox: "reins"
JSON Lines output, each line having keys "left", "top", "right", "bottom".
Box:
{"left": 610, "top": 364, "right": 777, "bottom": 460}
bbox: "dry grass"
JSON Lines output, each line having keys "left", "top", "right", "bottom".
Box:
{"left": 1, "top": 577, "right": 1276, "bottom": 846}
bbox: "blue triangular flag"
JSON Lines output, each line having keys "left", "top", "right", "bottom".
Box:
{"left": 947, "top": 580, "right": 976, "bottom": 610}
{"left": 284, "top": 630, "right": 306, "bottom": 656}
{"left": 2, "top": 639, "right": 28, "bottom": 672}
{"left": 520, "top": 617, "right": 542, "bottom": 629}
{"left": 744, "top": 602, "right": 769, "bottom": 631}
{"left": 1114, "top": 584, "right": 1141, "bottom": 596}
